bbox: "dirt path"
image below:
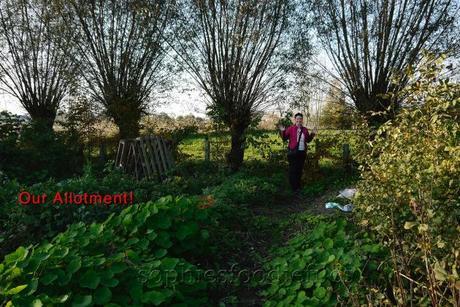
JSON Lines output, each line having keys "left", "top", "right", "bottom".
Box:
{"left": 230, "top": 186, "right": 348, "bottom": 306}
{"left": 252, "top": 186, "right": 340, "bottom": 217}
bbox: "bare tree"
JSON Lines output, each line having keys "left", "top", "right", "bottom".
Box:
{"left": 171, "top": 0, "right": 290, "bottom": 170}
{"left": 61, "top": 0, "right": 173, "bottom": 139}
{"left": 312, "top": 0, "right": 459, "bottom": 125}
{"left": 0, "top": 0, "right": 77, "bottom": 131}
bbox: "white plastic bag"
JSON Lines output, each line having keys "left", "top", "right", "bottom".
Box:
{"left": 337, "top": 188, "right": 357, "bottom": 200}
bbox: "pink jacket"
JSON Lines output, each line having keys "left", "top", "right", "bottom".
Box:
{"left": 281, "top": 125, "right": 315, "bottom": 150}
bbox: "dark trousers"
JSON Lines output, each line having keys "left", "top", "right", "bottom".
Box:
{"left": 287, "top": 150, "right": 306, "bottom": 191}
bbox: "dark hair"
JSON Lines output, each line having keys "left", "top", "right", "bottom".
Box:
{"left": 294, "top": 113, "right": 303, "bottom": 118}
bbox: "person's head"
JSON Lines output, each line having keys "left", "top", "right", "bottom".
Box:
{"left": 294, "top": 113, "right": 303, "bottom": 126}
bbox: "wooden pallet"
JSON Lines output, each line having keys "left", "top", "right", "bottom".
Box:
{"left": 115, "top": 135, "right": 174, "bottom": 181}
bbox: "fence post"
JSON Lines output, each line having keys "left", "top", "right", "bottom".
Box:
{"left": 342, "top": 143, "right": 351, "bottom": 174}
{"left": 314, "top": 139, "right": 320, "bottom": 157}
{"left": 99, "top": 142, "right": 107, "bottom": 164}
{"left": 309, "top": 139, "right": 320, "bottom": 175}
{"left": 204, "top": 135, "right": 210, "bottom": 161}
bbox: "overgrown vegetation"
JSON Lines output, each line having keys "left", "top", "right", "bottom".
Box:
{"left": 0, "top": 0, "right": 458, "bottom": 304}
{"left": 0, "top": 196, "right": 213, "bottom": 306}
{"left": 354, "top": 58, "right": 460, "bottom": 305}
{"left": 0, "top": 161, "right": 227, "bottom": 256}
{"left": 261, "top": 218, "right": 387, "bottom": 306}
{"left": 0, "top": 112, "right": 83, "bottom": 184}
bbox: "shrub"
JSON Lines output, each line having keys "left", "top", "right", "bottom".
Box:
{"left": 0, "top": 111, "right": 25, "bottom": 140}
{"left": 261, "top": 218, "right": 386, "bottom": 306}
{"left": 0, "top": 171, "right": 130, "bottom": 257}
{"left": 0, "top": 196, "right": 214, "bottom": 306}
{"left": 354, "top": 56, "right": 460, "bottom": 305}
{"left": 196, "top": 169, "right": 289, "bottom": 267}
{"left": 0, "top": 117, "right": 84, "bottom": 184}
{"left": 319, "top": 85, "right": 357, "bottom": 130}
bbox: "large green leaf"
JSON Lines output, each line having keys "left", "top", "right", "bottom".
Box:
{"left": 67, "top": 258, "right": 81, "bottom": 274}
{"left": 5, "top": 247, "right": 28, "bottom": 264}
{"left": 23, "top": 278, "right": 38, "bottom": 296}
{"left": 154, "top": 249, "right": 167, "bottom": 258}
{"left": 101, "top": 277, "right": 119, "bottom": 288}
{"left": 52, "top": 247, "right": 69, "bottom": 258}
{"left": 155, "top": 232, "right": 172, "bottom": 248}
{"left": 94, "top": 287, "right": 112, "bottom": 305}
{"left": 40, "top": 272, "right": 58, "bottom": 285}
{"left": 313, "top": 286, "right": 327, "bottom": 299}
{"left": 89, "top": 223, "right": 104, "bottom": 236}
{"left": 176, "top": 222, "right": 199, "bottom": 240}
{"left": 142, "top": 290, "right": 167, "bottom": 306}
{"left": 154, "top": 215, "right": 172, "bottom": 229}
{"left": 31, "top": 299, "right": 42, "bottom": 307}
{"left": 129, "top": 281, "right": 143, "bottom": 303}
{"left": 72, "top": 295, "right": 92, "bottom": 307}
{"left": 109, "top": 262, "right": 127, "bottom": 274}
{"left": 7, "top": 285, "right": 27, "bottom": 295}
{"left": 79, "top": 270, "right": 100, "bottom": 289}
{"left": 162, "top": 258, "right": 179, "bottom": 270}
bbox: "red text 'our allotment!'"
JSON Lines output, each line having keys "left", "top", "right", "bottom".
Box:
{"left": 18, "top": 191, "right": 134, "bottom": 205}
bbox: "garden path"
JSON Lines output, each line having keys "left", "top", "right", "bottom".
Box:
{"left": 227, "top": 185, "right": 348, "bottom": 306}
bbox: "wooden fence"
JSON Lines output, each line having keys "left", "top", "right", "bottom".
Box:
{"left": 202, "top": 134, "right": 353, "bottom": 174}
{"left": 302, "top": 139, "right": 353, "bottom": 182}
{"left": 115, "top": 135, "right": 174, "bottom": 181}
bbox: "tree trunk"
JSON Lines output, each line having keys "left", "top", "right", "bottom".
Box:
{"left": 108, "top": 100, "right": 141, "bottom": 139}
{"left": 28, "top": 107, "right": 56, "bottom": 133}
{"left": 115, "top": 118, "right": 140, "bottom": 140}
{"left": 227, "top": 124, "right": 246, "bottom": 171}
{"left": 354, "top": 89, "right": 397, "bottom": 127}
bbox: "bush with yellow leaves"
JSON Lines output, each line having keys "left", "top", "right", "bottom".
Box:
{"left": 354, "top": 56, "right": 460, "bottom": 306}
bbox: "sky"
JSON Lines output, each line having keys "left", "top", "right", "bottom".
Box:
{"left": 152, "top": 83, "right": 209, "bottom": 117}
{"left": 2, "top": 42, "right": 457, "bottom": 120}
{"left": 0, "top": 51, "right": 335, "bottom": 119}
{"left": 1, "top": 1, "right": 460, "bottom": 119}
{"left": 0, "top": 79, "right": 209, "bottom": 118}
{"left": 0, "top": 69, "right": 329, "bottom": 119}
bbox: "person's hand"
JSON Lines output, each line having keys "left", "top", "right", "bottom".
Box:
{"left": 278, "top": 125, "right": 285, "bottom": 132}
{"left": 312, "top": 127, "right": 318, "bottom": 135}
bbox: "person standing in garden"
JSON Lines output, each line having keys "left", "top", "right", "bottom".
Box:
{"left": 279, "top": 113, "right": 317, "bottom": 192}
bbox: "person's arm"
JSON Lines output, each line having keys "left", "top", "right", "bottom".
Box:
{"left": 305, "top": 127, "right": 317, "bottom": 143}
{"left": 279, "top": 125, "right": 290, "bottom": 141}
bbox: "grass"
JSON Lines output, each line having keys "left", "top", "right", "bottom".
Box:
{"left": 179, "top": 131, "right": 284, "bottom": 161}
{"left": 179, "top": 129, "right": 358, "bottom": 162}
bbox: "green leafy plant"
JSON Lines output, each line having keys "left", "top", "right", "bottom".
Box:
{"left": 0, "top": 196, "right": 214, "bottom": 306}
{"left": 244, "top": 129, "right": 285, "bottom": 162}
{"left": 260, "top": 218, "right": 387, "bottom": 306}
{"left": 0, "top": 161, "right": 227, "bottom": 257}
{"left": 276, "top": 111, "right": 293, "bottom": 130}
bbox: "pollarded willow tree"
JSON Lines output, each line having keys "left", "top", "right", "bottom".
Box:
{"left": 60, "top": 0, "right": 173, "bottom": 139}
{"left": 171, "top": 0, "right": 291, "bottom": 170}
{"left": 0, "top": 0, "right": 78, "bottom": 131}
{"left": 311, "top": 0, "right": 459, "bottom": 126}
